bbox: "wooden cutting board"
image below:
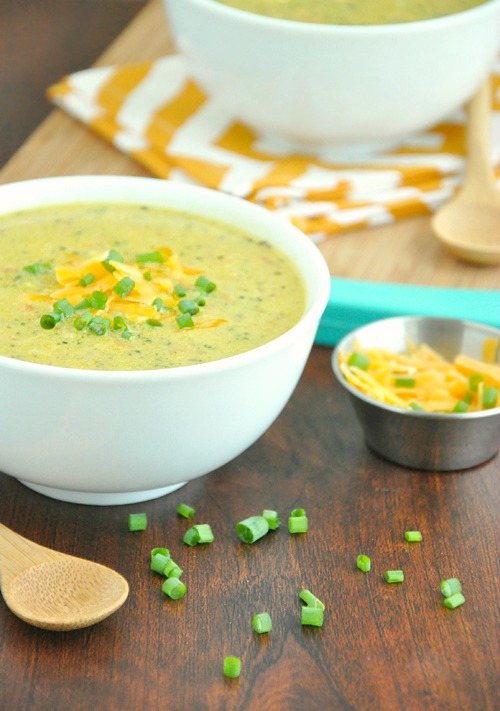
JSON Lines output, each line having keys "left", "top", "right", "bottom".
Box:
{"left": 1, "top": 0, "right": 498, "bottom": 293}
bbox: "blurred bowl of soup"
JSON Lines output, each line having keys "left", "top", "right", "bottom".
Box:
{"left": 0, "top": 175, "right": 330, "bottom": 505}
{"left": 163, "top": 0, "right": 500, "bottom": 151}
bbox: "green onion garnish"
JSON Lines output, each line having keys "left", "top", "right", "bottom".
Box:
{"left": 183, "top": 527, "right": 201, "bottom": 546}
{"left": 440, "top": 578, "right": 462, "bottom": 598}
{"left": 195, "top": 275, "right": 216, "bottom": 293}
{"left": 151, "top": 546, "right": 170, "bottom": 561}
{"left": 136, "top": 250, "right": 164, "bottom": 264}
{"left": 409, "top": 402, "right": 426, "bottom": 412}
{"left": 113, "top": 276, "right": 135, "bottom": 298}
{"left": 291, "top": 508, "right": 306, "bottom": 517}
{"left": 162, "top": 577, "right": 186, "bottom": 600}
{"left": 177, "top": 503, "right": 196, "bottom": 519}
{"left": 482, "top": 386, "right": 498, "bottom": 409}
{"left": 143, "top": 271, "right": 152, "bottom": 281}
{"left": 347, "top": 351, "right": 370, "bottom": 370}
{"left": 90, "top": 290, "right": 108, "bottom": 309}
{"left": 453, "top": 400, "right": 469, "bottom": 413}
{"left": 163, "top": 559, "right": 183, "bottom": 579}
{"left": 192, "top": 524, "right": 214, "bottom": 544}
{"left": 23, "top": 261, "right": 51, "bottom": 275}
{"left": 176, "top": 313, "right": 194, "bottom": 329}
{"left": 469, "top": 373, "right": 484, "bottom": 391}
{"left": 236, "top": 516, "right": 270, "bottom": 544}
{"left": 443, "top": 592, "right": 465, "bottom": 609}
{"left": 288, "top": 515, "right": 308, "bottom": 534}
{"left": 128, "top": 512, "right": 147, "bottom": 531}
{"left": 88, "top": 316, "right": 110, "bottom": 336}
{"left": 101, "top": 249, "right": 124, "bottom": 272}
{"left": 178, "top": 299, "right": 200, "bottom": 316}
{"left": 301, "top": 606, "right": 324, "bottom": 627}
{"left": 152, "top": 297, "right": 165, "bottom": 312}
{"left": 112, "top": 316, "right": 128, "bottom": 331}
{"left": 79, "top": 272, "right": 95, "bottom": 287}
{"left": 53, "top": 298, "right": 76, "bottom": 317}
{"left": 299, "top": 589, "right": 325, "bottom": 610}
{"left": 262, "top": 509, "right": 280, "bottom": 530}
{"left": 174, "top": 284, "right": 187, "bottom": 297}
{"left": 357, "top": 554, "right": 371, "bottom": 572}
{"left": 395, "top": 377, "right": 416, "bottom": 388}
{"left": 385, "top": 570, "right": 404, "bottom": 583}
{"left": 252, "top": 612, "right": 272, "bottom": 634}
{"left": 151, "top": 553, "right": 171, "bottom": 575}
{"left": 146, "top": 318, "right": 163, "bottom": 328}
{"left": 223, "top": 656, "right": 241, "bottom": 678}
{"left": 40, "top": 313, "right": 60, "bottom": 330}
{"left": 74, "top": 312, "right": 93, "bottom": 330}
{"left": 404, "top": 531, "right": 422, "bottom": 542}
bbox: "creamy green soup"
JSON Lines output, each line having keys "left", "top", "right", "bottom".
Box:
{"left": 0, "top": 204, "right": 306, "bottom": 370}
{"left": 215, "top": 0, "right": 486, "bottom": 25}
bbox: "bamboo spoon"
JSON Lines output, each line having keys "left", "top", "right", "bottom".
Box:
{"left": 432, "top": 78, "right": 500, "bottom": 265}
{"left": 0, "top": 523, "right": 129, "bottom": 631}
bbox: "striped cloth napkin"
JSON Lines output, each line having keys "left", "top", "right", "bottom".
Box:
{"left": 47, "top": 55, "right": 500, "bottom": 242}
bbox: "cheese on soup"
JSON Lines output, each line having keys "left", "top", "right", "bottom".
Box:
{"left": 215, "top": 0, "right": 486, "bottom": 25}
{"left": 0, "top": 203, "right": 306, "bottom": 370}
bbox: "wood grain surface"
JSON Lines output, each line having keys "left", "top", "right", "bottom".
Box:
{"left": 0, "top": 3, "right": 499, "bottom": 711}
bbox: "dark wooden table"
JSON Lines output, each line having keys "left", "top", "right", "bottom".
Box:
{"left": 0, "top": 3, "right": 498, "bottom": 710}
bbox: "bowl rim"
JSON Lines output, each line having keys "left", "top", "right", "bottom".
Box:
{"left": 0, "top": 175, "right": 331, "bottom": 382}
{"left": 332, "top": 315, "right": 500, "bottom": 420}
{"left": 167, "top": 0, "right": 500, "bottom": 34}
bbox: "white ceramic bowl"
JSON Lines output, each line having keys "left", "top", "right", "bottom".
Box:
{"left": 163, "top": 0, "right": 500, "bottom": 151}
{"left": 0, "top": 176, "right": 330, "bottom": 505}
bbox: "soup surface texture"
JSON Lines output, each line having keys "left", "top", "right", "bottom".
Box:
{"left": 0, "top": 204, "right": 306, "bottom": 370}
{"left": 214, "top": 0, "right": 486, "bottom": 25}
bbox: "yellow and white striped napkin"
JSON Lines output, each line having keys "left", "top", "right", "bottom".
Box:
{"left": 48, "top": 55, "right": 500, "bottom": 242}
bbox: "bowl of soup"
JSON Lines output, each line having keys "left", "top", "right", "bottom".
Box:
{"left": 163, "top": 0, "right": 500, "bottom": 151}
{"left": 0, "top": 175, "right": 330, "bottom": 505}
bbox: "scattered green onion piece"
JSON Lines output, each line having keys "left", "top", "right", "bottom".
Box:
{"left": 252, "top": 612, "right": 272, "bottom": 634}
{"left": 453, "top": 400, "right": 469, "bottom": 413}
{"left": 79, "top": 272, "right": 95, "bottom": 287}
{"left": 122, "top": 329, "right": 134, "bottom": 340}
{"left": 151, "top": 553, "right": 171, "bottom": 575}
{"left": 177, "top": 503, "right": 196, "bottom": 519}
{"left": 357, "top": 554, "right": 371, "bottom": 572}
{"left": 463, "top": 391, "right": 474, "bottom": 404}
{"left": 152, "top": 297, "right": 165, "bottom": 312}
{"left": 223, "top": 656, "right": 241, "bottom": 678}
{"left": 197, "top": 298, "right": 206, "bottom": 306}
{"left": 347, "top": 351, "right": 370, "bottom": 370}
{"left": 53, "top": 298, "right": 76, "bottom": 317}
{"left": 136, "top": 250, "right": 164, "bottom": 264}
{"left": 101, "top": 249, "right": 124, "bottom": 272}
{"left": 174, "top": 284, "right": 187, "bottom": 297}
{"left": 146, "top": 318, "right": 163, "bottom": 328}
{"left": 192, "top": 524, "right": 214, "bottom": 544}
{"left": 409, "top": 402, "right": 426, "bottom": 412}
{"left": 162, "top": 577, "right": 186, "bottom": 600}
{"left": 23, "top": 260, "right": 51, "bottom": 275}
{"left": 395, "top": 377, "right": 416, "bottom": 388}
{"left": 88, "top": 316, "right": 110, "bottom": 336}
{"left": 90, "top": 290, "right": 108, "bottom": 309}
{"left": 151, "top": 547, "right": 170, "bottom": 561}
{"left": 40, "top": 313, "right": 60, "bottom": 330}
{"left": 176, "top": 313, "right": 194, "bottom": 329}
{"left": 183, "top": 527, "right": 201, "bottom": 546}
{"left": 291, "top": 508, "right": 306, "bottom": 517}
{"left": 178, "top": 299, "right": 199, "bottom": 316}
{"left": 288, "top": 515, "right": 308, "bottom": 534}
{"left": 299, "top": 589, "right": 325, "bottom": 610}
{"left": 195, "top": 275, "right": 216, "bottom": 293}
{"left": 262, "top": 509, "right": 280, "bottom": 530}
{"left": 113, "top": 315, "right": 128, "bottom": 331}
{"left": 113, "top": 276, "right": 135, "bottom": 298}
{"left": 469, "top": 373, "right": 484, "bottom": 392}
{"left": 385, "top": 570, "right": 404, "bottom": 583}
{"left": 440, "top": 578, "right": 462, "bottom": 598}
{"left": 443, "top": 593, "right": 465, "bottom": 609}
{"left": 301, "top": 606, "right": 324, "bottom": 627}
{"left": 163, "top": 559, "right": 183, "bottom": 579}
{"left": 75, "top": 296, "right": 91, "bottom": 310}
{"left": 74, "top": 311, "right": 93, "bottom": 330}
{"left": 404, "top": 531, "right": 422, "bottom": 542}
{"left": 482, "top": 386, "right": 498, "bottom": 409}
{"left": 128, "top": 513, "right": 147, "bottom": 531}
{"left": 236, "top": 515, "right": 270, "bottom": 544}
{"left": 143, "top": 271, "right": 152, "bottom": 281}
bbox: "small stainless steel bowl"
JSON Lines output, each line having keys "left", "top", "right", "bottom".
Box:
{"left": 332, "top": 316, "right": 500, "bottom": 471}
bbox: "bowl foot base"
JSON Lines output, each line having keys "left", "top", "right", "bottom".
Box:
{"left": 18, "top": 480, "right": 186, "bottom": 506}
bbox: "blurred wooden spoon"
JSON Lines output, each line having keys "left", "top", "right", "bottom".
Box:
{"left": 0, "top": 523, "right": 129, "bottom": 631}
{"left": 432, "top": 78, "right": 500, "bottom": 265}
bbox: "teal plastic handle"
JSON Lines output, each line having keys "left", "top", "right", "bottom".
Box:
{"left": 315, "top": 277, "right": 500, "bottom": 346}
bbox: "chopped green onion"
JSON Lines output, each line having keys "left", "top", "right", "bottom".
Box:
{"left": 395, "top": 377, "right": 416, "bottom": 388}
{"left": 128, "top": 513, "right": 147, "bottom": 531}
{"left": 53, "top": 298, "right": 76, "bottom": 317}
{"left": 252, "top": 612, "right": 272, "bottom": 634}
{"left": 122, "top": 329, "right": 134, "bottom": 340}
{"left": 288, "top": 515, "right": 308, "bottom": 534}
{"left": 236, "top": 515, "right": 270, "bottom": 544}
{"left": 469, "top": 373, "right": 484, "bottom": 392}
{"left": 409, "top": 401, "right": 426, "bottom": 412}
{"left": 113, "top": 276, "right": 135, "bottom": 298}
{"left": 136, "top": 250, "right": 164, "bottom": 264}
{"left": 301, "top": 606, "right": 324, "bottom": 627}
{"left": 299, "top": 589, "right": 325, "bottom": 610}
{"left": 453, "top": 400, "right": 469, "bottom": 413}
{"left": 23, "top": 261, "right": 51, "bottom": 275}
{"left": 223, "top": 656, "right": 241, "bottom": 678}
{"left": 143, "top": 271, "right": 152, "bottom": 281}
{"left": 178, "top": 299, "right": 199, "bottom": 316}
{"left": 151, "top": 547, "right": 170, "bottom": 561}
{"left": 176, "top": 313, "right": 194, "bottom": 329}
{"left": 40, "top": 313, "right": 61, "bottom": 330}
{"left": 192, "top": 524, "right": 214, "bottom": 544}
{"left": 482, "top": 386, "right": 498, "bottom": 409}
{"left": 357, "top": 554, "right": 371, "bottom": 572}
{"left": 163, "top": 559, "right": 183, "bottom": 579}
{"left": 146, "top": 318, "right": 163, "bottom": 328}
{"left": 463, "top": 391, "right": 474, "bottom": 404}
{"left": 174, "top": 284, "right": 187, "bottom": 297}
{"left": 262, "top": 509, "right": 280, "bottom": 530}
{"left": 151, "top": 553, "right": 171, "bottom": 575}
{"left": 440, "top": 578, "right": 462, "bottom": 598}
{"left": 183, "top": 527, "right": 201, "bottom": 546}
{"left": 385, "top": 570, "right": 404, "bottom": 583}
{"left": 152, "top": 297, "right": 166, "bottom": 312}
{"left": 89, "top": 290, "right": 108, "bottom": 309}
{"left": 101, "top": 249, "right": 124, "bottom": 272}
{"left": 162, "top": 577, "right": 186, "bottom": 600}
{"left": 74, "top": 311, "right": 93, "bottom": 330}
{"left": 347, "top": 351, "right": 370, "bottom": 370}
{"left": 177, "top": 503, "right": 196, "bottom": 519}
{"left": 88, "top": 316, "right": 110, "bottom": 336}
{"left": 195, "top": 275, "right": 216, "bottom": 293}
{"left": 443, "top": 592, "right": 465, "bottom": 609}
{"left": 112, "top": 315, "right": 128, "bottom": 331}
{"left": 404, "top": 531, "right": 422, "bottom": 542}
{"left": 291, "top": 508, "right": 306, "bottom": 517}
{"left": 79, "top": 272, "right": 95, "bottom": 287}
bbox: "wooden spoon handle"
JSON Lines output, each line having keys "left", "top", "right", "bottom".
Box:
{"left": 463, "top": 77, "right": 496, "bottom": 200}
{"left": 0, "top": 524, "right": 60, "bottom": 587}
